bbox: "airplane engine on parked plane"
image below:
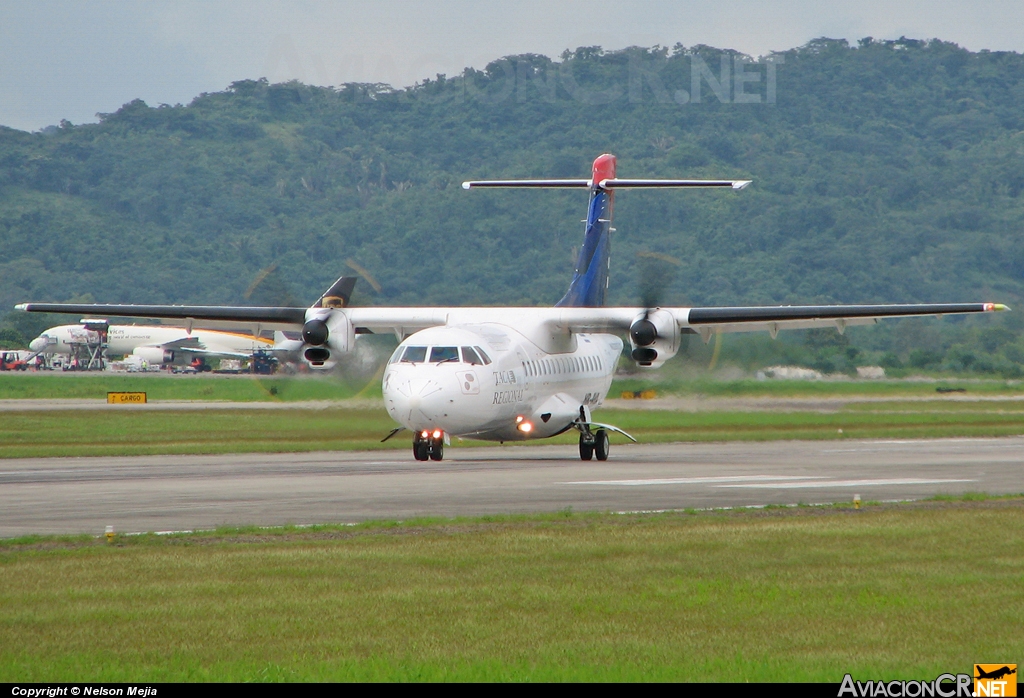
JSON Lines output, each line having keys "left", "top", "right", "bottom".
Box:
{"left": 301, "top": 310, "right": 355, "bottom": 365}
{"left": 628, "top": 309, "right": 680, "bottom": 369}
{"left": 132, "top": 346, "right": 175, "bottom": 365}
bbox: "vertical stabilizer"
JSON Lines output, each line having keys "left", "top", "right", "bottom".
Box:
{"left": 556, "top": 154, "right": 616, "bottom": 307}
{"left": 313, "top": 276, "right": 357, "bottom": 308}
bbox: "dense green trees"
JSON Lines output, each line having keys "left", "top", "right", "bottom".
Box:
{"left": 2, "top": 38, "right": 1023, "bottom": 373}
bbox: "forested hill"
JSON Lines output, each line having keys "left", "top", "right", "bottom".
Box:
{"left": 2, "top": 37, "right": 1024, "bottom": 325}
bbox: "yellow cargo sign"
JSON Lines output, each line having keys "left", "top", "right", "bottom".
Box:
{"left": 107, "top": 392, "right": 147, "bottom": 404}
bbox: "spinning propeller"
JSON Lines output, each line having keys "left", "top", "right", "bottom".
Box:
{"left": 629, "top": 252, "right": 682, "bottom": 366}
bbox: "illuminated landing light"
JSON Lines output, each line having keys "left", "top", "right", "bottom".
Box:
{"left": 421, "top": 430, "right": 430, "bottom": 438}
{"left": 517, "top": 421, "right": 533, "bottom": 433}
{"left": 432, "top": 429, "right": 442, "bottom": 439}
{"left": 515, "top": 415, "right": 524, "bottom": 423}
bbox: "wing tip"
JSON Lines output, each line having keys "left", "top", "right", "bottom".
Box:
{"left": 14, "top": 303, "right": 28, "bottom": 311}
{"left": 461, "top": 182, "right": 472, "bottom": 190}
{"left": 732, "top": 180, "right": 752, "bottom": 190}
{"left": 990, "top": 303, "right": 1011, "bottom": 311}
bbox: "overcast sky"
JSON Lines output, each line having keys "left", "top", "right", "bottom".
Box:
{"left": 2, "top": 0, "right": 1023, "bottom": 132}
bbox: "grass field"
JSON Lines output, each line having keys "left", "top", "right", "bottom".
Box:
{"left": 0, "top": 372, "right": 371, "bottom": 401}
{"left": 1, "top": 499, "right": 1021, "bottom": 682}
{"left": 3, "top": 372, "right": 1024, "bottom": 402}
{"left": 3, "top": 402, "right": 1024, "bottom": 458}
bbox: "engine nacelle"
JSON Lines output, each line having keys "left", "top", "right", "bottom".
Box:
{"left": 628, "top": 309, "right": 680, "bottom": 369}
{"left": 301, "top": 310, "right": 355, "bottom": 365}
{"left": 132, "top": 346, "right": 175, "bottom": 365}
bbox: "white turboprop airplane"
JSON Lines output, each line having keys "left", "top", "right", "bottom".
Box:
{"left": 17, "top": 154, "right": 1008, "bottom": 461}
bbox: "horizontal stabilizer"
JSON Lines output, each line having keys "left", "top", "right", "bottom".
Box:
{"left": 462, "top": 178, "right": 750, "bottom": 190}
{"left": 600, "top": 178, "right": 750, "bottom": 190}
{"left": 462, "top": 179, "right": 590, "bottom": 189}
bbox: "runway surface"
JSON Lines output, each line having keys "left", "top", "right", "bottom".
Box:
{"left": 2, "top": 437, "right": 1022, "bottom": 537}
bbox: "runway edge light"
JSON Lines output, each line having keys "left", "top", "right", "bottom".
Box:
{"left": 853, "top": 494, "right": 861, "bottom": 510}
{"left": 105, "top": 525, "right": 115, "bottom": 543}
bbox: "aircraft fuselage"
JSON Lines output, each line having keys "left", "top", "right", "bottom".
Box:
{"left": 383, "top": 324, "right": 621, "bottom": 442}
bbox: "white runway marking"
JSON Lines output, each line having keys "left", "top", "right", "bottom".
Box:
{"left": 561, "top": 475, "right": 827, "bottom": 486}
{"left": 716, "top": 478, "right": 977, "bottom": 489}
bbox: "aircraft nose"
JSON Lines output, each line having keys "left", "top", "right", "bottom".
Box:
{"left": 385, "top": 378, "right": 445, "bottom": 427}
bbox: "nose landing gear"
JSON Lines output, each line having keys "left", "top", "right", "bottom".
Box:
{"left": 413, "top": 431, "right": 445, "bottom": 461}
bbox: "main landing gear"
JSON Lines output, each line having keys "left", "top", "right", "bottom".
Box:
{"left": 413, "top": 430, "right": 444, "bottom": 461}
{"left": 578, "top": 428, "right": 609, "bottom": 461}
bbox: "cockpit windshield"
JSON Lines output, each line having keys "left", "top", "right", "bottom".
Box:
{"left": 400, "top": 346, "right": 427, "bottom": 363}
{"left": 393, "top": 344, "right": 492, "bottom": 365}
{"left": 429, "top": 346, "right": 459, "bottom": 363}
{"left": 461, "top": 346, "right": 483, "bottom": 365}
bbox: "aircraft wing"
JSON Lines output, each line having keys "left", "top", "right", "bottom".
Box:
{"left": 515, "top": 303, "right": 1008, "bottom": 337}
{"left": 15, "top": 303, "right": 306, "bottom": 333}
{"left": 16, "top": 301, "right": 1007, "bottom": 342}
{"left": 678, "top": 302, "right": 1007, "bottom": 339}
{"left": 157, "top": 336, "right": 256, "bottom": 359}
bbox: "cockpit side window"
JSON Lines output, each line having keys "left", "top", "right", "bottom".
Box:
{"left": 429, "top": 346, "right": 459, "bottom": 363}
{"left": 461, "top": 346, "right": 483, "bottom": 365}
{"left": 388, "top": 346, "right": 404, "bottom": 364}
{"left": 401, "top": 346, "right": 427, "bottom": 363}
{"left": 474, "top": 346, "right": 492, "bottom": 365}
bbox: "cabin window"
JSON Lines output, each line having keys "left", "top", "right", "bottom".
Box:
{"left": 430, "top": 346, "right": 459, "bottom": 363}
{"left": 401, "top": 346, "right": 427, "bottom": 363}
{"left": 475, "top": 347, "right": 492, "bottom": 365}
{"left": 461, "top": 346, "right": 484, "bottom": 365}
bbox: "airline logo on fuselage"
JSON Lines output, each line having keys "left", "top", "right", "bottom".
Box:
{"left": 493, "top": 370, "right": 517, "bottom": 386}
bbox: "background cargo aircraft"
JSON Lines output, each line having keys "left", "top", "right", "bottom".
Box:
{"left": 30, "top": 322, "right": 274, "bottom": 367}
{"left": 17, "top": 154, "right": 1007, "bottom": 460}
{"left": 27, "top": 278, "right": 356, "bottom": 369}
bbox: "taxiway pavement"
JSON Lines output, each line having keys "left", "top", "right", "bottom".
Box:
{"left": 1, "top": 437, "right": 1021, "bottom": 537}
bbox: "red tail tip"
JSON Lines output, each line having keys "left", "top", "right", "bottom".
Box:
{"left": 592, "top": 154, "right": 616, "bottom": 185}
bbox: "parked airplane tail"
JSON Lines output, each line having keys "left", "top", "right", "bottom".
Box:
{"left": 463, "top": 154, "right": 750, "bottom": 308}
{"left": 312, "top": 276, "right": 357, "bottom": 308}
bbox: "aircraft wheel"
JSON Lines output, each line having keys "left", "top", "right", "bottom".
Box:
{"left": 413, "top": 439, "right": 429, "bottom": 461}
{"left": 429, "top": 437, "right": 444, "bottom": 461}
{"left": 579, "top": 435, "right": 595, "bottom": 461}
{"left": 594, "top": 429, "right": 610, "bottom": 461}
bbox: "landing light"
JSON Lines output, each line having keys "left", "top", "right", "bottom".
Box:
{"left": 421, "top": 430, "right": 429, "bottom": 438}
{"left": 517, "top": 421, "right": 533, "bottom": 433}
{"left": 432, "top": 429, "right": 442, "bottom": 439}
{"left": 515, "top": 415, "right": 524, "bottom": 423}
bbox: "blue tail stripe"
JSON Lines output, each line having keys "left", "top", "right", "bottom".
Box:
{"left": 556, "top": 189, "right": 611, "bottom": 307}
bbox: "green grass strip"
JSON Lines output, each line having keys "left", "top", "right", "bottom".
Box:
{"left": 1, "top": 499, "right": 1021, "bottom": 682}
{"left": 3, "top": 405, "right": 1023, "bottom": 458}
